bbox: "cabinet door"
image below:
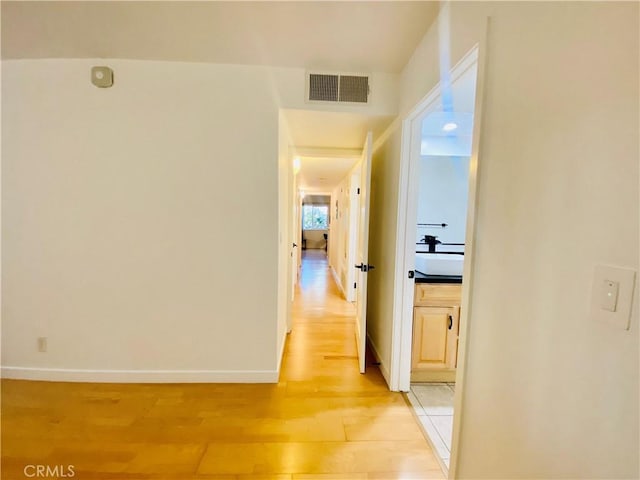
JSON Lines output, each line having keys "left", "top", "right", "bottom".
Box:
{"left": 412, "top": 306, "right": 459, "bottom": 370}
{"left": 447, "top": 306, "right": 460, "bottom": 369}
{"left": 414, "top": 284, "right": 462, "bottom": 307}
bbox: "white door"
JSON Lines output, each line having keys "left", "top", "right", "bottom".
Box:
{"left": 354, "top": 132, "right": 374, "bottom": 374}
{"left": 346, "top": 171, "right": 361, "bottom": 303}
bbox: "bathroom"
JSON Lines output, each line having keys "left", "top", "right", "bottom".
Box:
{"left": 414, "top": 153, "right": 469, "bottom": 279}
{"left": 408, "top": 150, "right": 471, "bottom": 470}
{"left": 405, "top": 62, "right": 476, "bottom": 471}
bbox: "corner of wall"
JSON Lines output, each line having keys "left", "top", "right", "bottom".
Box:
{"left": 366, "top": 333, "right": 392, "bottom": 389}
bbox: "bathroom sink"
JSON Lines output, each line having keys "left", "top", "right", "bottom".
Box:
{"left": 415, "top": 253, "right": 464, "bottom": 276}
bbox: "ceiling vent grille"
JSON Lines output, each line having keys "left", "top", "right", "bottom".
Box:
{"left": 307, "top": 73, "right": 369, "bottom": 104}
{"left": 309, "top": 74, "right": 339, "bottom": 102}
{"left": 339, "top": 75, "right": 369, "bottom": 103}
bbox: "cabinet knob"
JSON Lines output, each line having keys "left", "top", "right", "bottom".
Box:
{"left": 448, "top": 315, "right": 453, "bottom": 330}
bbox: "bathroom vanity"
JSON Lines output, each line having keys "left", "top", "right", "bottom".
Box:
{"left": 411, "top": 275, "right": 462, "bottom": 383}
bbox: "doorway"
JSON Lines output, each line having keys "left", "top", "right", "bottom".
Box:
{"left": 300, "top": 195, "right": 330, "bottom": 253}
{"left": 391, "top": 42, "right": 487, "bottom": 475}
{"left": 283, "top": 131, "right": 374, "bottom": 375}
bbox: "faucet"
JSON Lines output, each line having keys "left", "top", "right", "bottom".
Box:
{"left": 423, "top": 235, "right": 442, "bottom": 253}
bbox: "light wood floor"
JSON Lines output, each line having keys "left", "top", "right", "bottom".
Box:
{"left": 1, "top": 250, "right": 443, "bottom": 479}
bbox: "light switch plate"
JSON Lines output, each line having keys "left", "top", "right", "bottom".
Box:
{"left": 600, "top": 279, "right": 619, "bottom": 312}
{"left": 590, "top": 265, "right": 636, "bottom": 330}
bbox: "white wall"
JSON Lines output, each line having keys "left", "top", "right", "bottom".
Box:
{"left": 329, "top": 180, "right": 349, "bottom": 295}
{"left": 369, "top": 2, "right": 639, "bottom": 478}
{"left": 328, "top": 163, "right": 361, "bottom": 299}
{"left": 303, "top": 230, "right": 328, "bottom": 250}
{"left": 366, "top": 0, "right": 488, "bottom": 382}
{"left": 416, "top": 155, "right": 470, "bottom": 245}
{"left": 1, "top": 59, "right": 280, "bottom": 380}
{"left": 367, "top": 123, "right": 402, "bottom": 383}
{"left": 328, "top": 186, "right": 342, "bottom": 283}
{"left": 458, "top": 3, "right": 639, "bottom": 478}
{"left": 1, "top": 58, "right": 399, "bottom": 382}
{"left": 399, "top": 2, "right": 490, "bottom": 117}
{"left": 277, "top": 111, "right": 293, "bottom": 366}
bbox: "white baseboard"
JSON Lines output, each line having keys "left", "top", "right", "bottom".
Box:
{"left": 330, "top": 265, "right": 347, "bottom": 300}
{"left": 366, "top": 334, "right": 392, "bottom": 389}
{"left": 0, "top": 366, "right": 279, "bottom": 383}
{"left": 277, "top": 328, "right": 289, "bottom": 375}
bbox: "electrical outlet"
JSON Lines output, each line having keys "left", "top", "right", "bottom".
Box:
{"left": 37, "top": 337, "right": 47, "bottom": 353}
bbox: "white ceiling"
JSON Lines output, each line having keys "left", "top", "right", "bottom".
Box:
{"left": 421, "top": 63, "right": 478, "bottom": 156}
{"left": 284, "top": 110, "right": 394, "bottom": 192}
{"left": 283, "top": 110, "right": 395, "bottom": 150}
{"left": 298, "top": 155, "right": 359, "bottom": 193}
{"left": 2, "top": 1, "right": 440, "bottom": 194}
{"left": 1, "top": 1, "right": 439, "bottom": 73}
{"left": 290, "top": 62, "right": 477, "bottom": 190}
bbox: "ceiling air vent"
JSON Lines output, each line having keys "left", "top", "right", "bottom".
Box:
{"left": 339, "top": 75, "right": 369, "bottom": 103}
{"left": 309, "top": 74, "right": 339, "bottom": 102}
{"left": 307, "top": 72, "right": 370, "bottom": 104}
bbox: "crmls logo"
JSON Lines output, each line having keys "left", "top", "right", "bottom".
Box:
{"left": 23, "top": 465, "right": 75, "bottom": 478}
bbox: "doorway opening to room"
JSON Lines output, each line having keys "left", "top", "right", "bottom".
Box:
{"left": 300, "top": 199, "right": 330, "bottom": 253}
{"left": 390, "top": 43, "right": 485, "bottom": 476}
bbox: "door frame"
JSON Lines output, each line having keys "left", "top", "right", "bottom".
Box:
{"left": 390, "top": 44, "right": 481, "bottom": 391}
{"left": 389, "top": 31, "right": 489, "bottom": 478}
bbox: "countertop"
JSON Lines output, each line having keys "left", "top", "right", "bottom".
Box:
{"left": 414, "top": 270, "right": 463, "bottom": 284}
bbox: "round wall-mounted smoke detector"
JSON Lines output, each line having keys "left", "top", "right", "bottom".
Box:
{"left": 91, "top": 66, "right": 114, "bottom": 88}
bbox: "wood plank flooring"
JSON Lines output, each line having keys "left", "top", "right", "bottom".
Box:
{"left": 1, "top": 250, "right": 443, "bottom": 479}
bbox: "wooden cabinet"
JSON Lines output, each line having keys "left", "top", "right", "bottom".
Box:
{"left": 414, "top": 284, "right": 462, "bottom": 307}
{"left": 412, "top": 306, "right": 460, "bottom": 370}
{"left": 411, "top": 284, "right": 461, "bottom": 382}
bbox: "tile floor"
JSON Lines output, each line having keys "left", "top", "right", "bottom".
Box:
{"left": 406, "top": 383, "right": 455, "bottom": 469}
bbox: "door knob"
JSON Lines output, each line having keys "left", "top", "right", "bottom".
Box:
{"left": 355, "top": 263, "right": 375, "bottom": 272}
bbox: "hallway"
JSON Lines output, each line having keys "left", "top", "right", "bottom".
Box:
{"left": 1, "top": 250, "right": 443, "bottom": 479}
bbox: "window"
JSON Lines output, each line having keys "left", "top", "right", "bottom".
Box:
{"left": 302, "top": 205, "right": 329, "bottom": 230}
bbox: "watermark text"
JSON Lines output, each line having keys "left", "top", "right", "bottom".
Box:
{"left": 23, "top": 465, "right": 75, "bottom": 478}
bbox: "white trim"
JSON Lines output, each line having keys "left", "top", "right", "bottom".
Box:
{"left": 389, "top": 45, "right": 481, "bottom": 393}
{"left": 1, "top": 366, "right": 279, "bottom": 383}
{"left": 277, "top": 328, "right": 289, "bottom": 376}
{"left": 448, "top": 20, "right": 490, "bottom": 480}
{"left": 292, "top": 147, "right": 361, "bottom": 159}
{"left": 330, "top": 264, "right": 347, "bottom": 300}
{"left": 404, "top": 391, "right": 450, "bottom": 477}
{"left": 366, "top": 333, "right": 391, "bottom": 388}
